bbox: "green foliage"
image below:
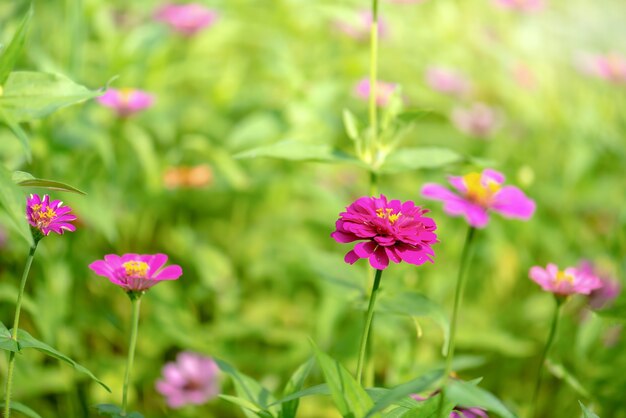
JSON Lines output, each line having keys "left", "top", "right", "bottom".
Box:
{"left": 446, "top": 379, "right": 517, "bottom": 418}
{"left": 579, "top": 401, "right": 600, "bottom": 418}
{"left": 0, "top": 401, "right": 42, "bottom": 418}
{"left": 0, "top": 164, "right": 33, "bottom": 245}
{"left": 94, "top": 404, "right": 144, "bottom": 418}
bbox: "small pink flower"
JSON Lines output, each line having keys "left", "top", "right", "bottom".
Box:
{"left": 156, "top": 352, "right": 220, "bottom": 409}
{"left": 494, "top": 0, "right": 544, "bottom": 12}
{"left": 578, "top": 261, "right": 621, "bottom": 309}
{"left": 425, "top": 66, "right": 471, "bottom": 97}
{"left": 89, "top": 253, "right": 182, "bottom": 293}
{"left": 421, "top": 169, "right": 535, "bottom": 228}
{"left": 577, "top": 53, "right": 626, "bottom": 84}
{"left": 97, "top": 88, "right": 154, "bottom": 117}
{"left": 155, "top": 3, "right": 219, "bottom": 36}
{"left": 354, "top": 78, "right": 398, "bottom": 107}
{"left": 451, "top": 103, "right": 500, "bottom": 138}
{"left": 529, "top": 264, "right": 603, "bottom": 296}
{"left": 335, "top": 10, "right": 388, "bottom": 41}
{"left": 26, "top": 194, "right": 77, "bottom": 237}
{"left": 331, "top": 195, "right": 437, "bottom": 270}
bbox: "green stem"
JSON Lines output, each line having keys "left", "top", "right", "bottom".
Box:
{"left": 356, "top": 268, "right": 383, "bottom": 385}
{"left": 368, "top": 0, "right": 379, "bottom": 165}
{"left": 438, "top": 226, "right": 477, "bottom": 417}
{"left": 3, "top": 244, "right": 38, "bottom": 418}
{"left": 121, "top": 296, "right": 142, "bottom": 416}
{"left": 531, "top": 296, "right": 563, "bottom": 418}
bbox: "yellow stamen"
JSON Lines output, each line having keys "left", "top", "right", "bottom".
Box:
{"left": 123, "top": 261, "right": 149, "bottom": 278}
{"left": 555, "top": 271, "right": 574, "bottom": 284}
{"left": 376, "top": 207, "right": 402, "bottom": 224}
{"left": 462, "top": 172, "right": 500, "bottom": 205}
{"left": 119, "top": 88, "right": 135, "bottom": 104}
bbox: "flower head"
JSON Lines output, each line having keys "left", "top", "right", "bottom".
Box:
{"left": 577, "top": 53, "right": 626, "bottom": 84}
{"left": 354, "top": 78, "right": 399, "bottom": 107}
{"left": 331, "top": 195, "right": 437, "bottom": 270}
{"left": 451, "top": 103, "right": 500, "bottom": 138}
{"left": 155, "top": 3, "right": 219, "bottom": 36}
{"left": 97, "top": 88, "right": 154, "bottom": 117}
{"left": 529, "top": 263, "right": 603, "bottom": 296}
{"left": 335, "top": 10, "right": 388, "bottom": 41}
{"left": 89, "top": 253, "right": 182, "bottom": 293}
{"left": 577, "top": 261, "right": 621, "bottom": 309}
{"left": 494, "top": 0, "right": 544, "bottom": 12}
{"left": 421, "top": 169, "right": 535, "bottom": 228}
{"left": 425, "top": 66, "right": 471, "bottom": 97}
{"left": 155, "top": 352, "right": 219, "bottom": 408}
{"left": 26, "top": 194, "right": 77, "bottom": 238}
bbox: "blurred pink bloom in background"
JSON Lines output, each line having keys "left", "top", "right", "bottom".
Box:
{"left": 425, "top": 66, "right": 471, "bottom": 97}
{"left": 451, "top": 103, "right": 500, "bottom": 138}
{"left": 97, "top": 88, "right": 154, "bottom": 117}
{"left": 26, "top": 194, "right": 77, "bottom": 237}
{"left": 354, "top": 78, "right": 398, "bottom": 106}
{"left": 387, "top": 0, "right": 428, "bottom": 3}
{"left": 578, "top": 261, "right": 621, "bottom": 309}
{"left": 494, "top": 0, "right": 544, "bottom": 12}
{"left": 577, "top": 53, "right": 626, "bottom": 84}
{"left": 335, "top": 10, "right": 388, "bottom": 41}
{"left": 155, "top": 3, "right": 219, "bottom": 36}
{"left": 156, "top": 352, "right": 220, "bottom": 408}
{"left": 529, "top": 263, "right": 603, "bottom": 296}
{"left": 421, "top": 169, "right": 535, "bottom": 228}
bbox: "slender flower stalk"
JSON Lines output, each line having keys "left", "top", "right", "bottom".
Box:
{"left": 122, "top": 295, "right": 142, "bottom": 415}
{"left": 368, "top": 0, "right": 379, "bottom": 167}
{"left": 356, "top": 269, "right": 383, "bottom": 384}
{"left": 3, "top": 244, "right": 38, "bottom": 418}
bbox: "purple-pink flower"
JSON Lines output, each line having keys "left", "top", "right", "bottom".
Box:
{"left": 451, "top": 103, "right": 500, "bottom": 138}
{"left": 425, "top": 66, "right": 471, "bottom": 97}
{"left": 331, "top": 195, "right": 437, "bottom": 270}
{"left": 155, "top": 3, "right": 219, "bottom": 36}
{"left": 421, "top": 169, "right": 535, "bottom": 228}
{"left": 529, "top": 264, "right": 603, "bottom": 296}
{"left": 578, "top": 261, "right": 621, "bottom": 309}
{"left": 494, "top": 0, "right": 544, "bottom": 12}
{"left": 335, "top": 10, "right": 388, "bottom": 41}
{"left": 89, "top": 253, "right": 182, "bottom": 293}
{"left": 97, "top": 88, "right": 154, "bottom": 117}
{"left": 354, "top": 78, "right": 399, "bottom": 107}
{"left": 155, "top": 351, "right": 220, "bottom": 409}
{"left": 26, "top": 194, "right": 77, "bottom": 237}
{"left": 577, "top": 53, "right": 626, "bottom": 84}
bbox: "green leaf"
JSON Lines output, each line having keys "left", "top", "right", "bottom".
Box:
{"left": 594, "top": 299, "right": 626, "bottom": 322}
{"left": 271, "top": 384, "right": 330, "bottom": 407}
{"left": 545, "top": 360, "right": 591, "bottom": 398}
{"left": 0, "top": 106, "right": 31, "bottom": 160}
{"left": 15, "top": 329, "right": 111, "bottom": 392}
{"left": 0, "top": 5, "right": 33, "bottom": 84}
{"left": 0, "top": 401, "right": 42, "bottom": 418}
{"left": 379, "top": 147, "right": 462, "bottom": 174}
{"left": 280, "top": 358, "right": 315, "bottom": 418}
{"left": 396, "top": 110, "right": 446, "bottom": 125}
{"left": 0, "top": 321, "right": 19, "bottom": 353}
{"left": 218, "top": 395, "right": 274, "bottom": 418}
{"left": 15, "top": 177, "right": 86, "bottom": 195}
{"left": 94, "top": 404, "right": 144, "bottom": 418}
{"left": 0, "top": 71, "right": 100, "bottom": 122}
{"left": 578, "top": 401, "right": 600, "bottom": 418}
{"left": 446, "top": 379, "right": 517, "bottom": 418}
{"left": 364, "top": 370, "right": 443, "bottom": 417}
{"left": 0, "top": 165, "right": 34, "bottom": 246}
{"left": 234, "top": 140, "right": 360, "bottom": 164}
{"left": 312, "top": 342, "right": 375, "bottom": 418}
{"left": 343, "top": 109, "right": 361, "bottom": 142}
{"left": 400, "top": 394, "right": 455, "bottom": 418}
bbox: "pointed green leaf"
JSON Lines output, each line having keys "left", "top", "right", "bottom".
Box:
{"left": 15, "top": 329, "right": 111, "bottom": 392}
{"left": 271, "top": 384, "right": 330, "bottom": 407}
{"left": 312, "top": 342, "right": 375, "bottom": 418}
{"left": 0, "top": 321, "right": 19, "bottom": 353}
{"left": 446, "top": 379, "right": 517, "bottom": 418}
{"left": 400, "top": 394, "right": 455, "bottom": 418}
{"left": 0, "top": 6, "right": 33, "bottom": 84}
{"left": 0, "top": 165, "right": 34, "bottom": 246}
{"left": 578, "top": 401, "right": 600, "bottom": 418}
{"left": 0, "top": 401, "right": 42, "bottom": 418}
{"left": 0, "top": 106, "right": 30, "bottom": 159}
{"left": 218, "top": 395, "right": 274, "bottom": 418}
{"left": 15, "top": 177, "right": 86, "bottom": 195}
{"left": 379, "top": 147, "right": 462, "bottom": 174}
{"left": 279, "top": 358, "right": 315, "bottom": 418}
{"left": 545, "top": 360, "right": 591, "bottom": 398}
{"left": 343, "top": 109, "right": 361, "bottom": 142}
{"left": 234, "top": 140, "right": 360, "bottom": 164}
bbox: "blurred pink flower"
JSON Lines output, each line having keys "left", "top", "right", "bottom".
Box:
{"left": 494, "top": 0, "right": 544, "bottom": 12}
{"left": 578, "top": 261, "right": 621, "bottom": 309}
{"left": 387, "top": 0, "right": 428, "bottom": 3}
{"left": 89, "top": 253, "right": 182, "bottom": 293}
{"left": 26, "top": 194, "right": 77, "bottom": 237}
{"left": 155, "top": 3, "right": 219, "bottom": 36}
{"left": 421, "top": 169, "right": 535, "bottom": 228}
{"left": 425, "top": 66, "right": 471, "bottom": 97}
{"left": 577, "top": 53, "right": 626, "bottom": 84}
{"left": 97, "top": 88, "right": 154, "bottom": 117}
{"left": 156, "top": 352, "right": 219, "bottom": 409}
{"left": 529, "top": 264, "right": 603, "bottom": 296}
{"left": 354, "top": 78, "right": 398, "bottom": 106}
{"left": 451, "top": 103, "right": 500, "bottom": 138}
{"left": 331, "top": 195, "right": 437, "bottom": 270}
{"left": 335, "top": 10, "right": 388, "bottom": 41}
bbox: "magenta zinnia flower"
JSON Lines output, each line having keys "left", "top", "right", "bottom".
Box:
{"left": 354, "top": 78, "right": 399, "bottom": 107}
{"left": 26, "top": 194, "right": 77, "bottom": 237}
{"left": 421, "top": 169, "right": 535, "bottom": 228}
{"left": 155, "top": 3, "right": 219, "bottom": 36}
{"left": 529, "top": 263, "right": 603, "bottom": 296}
{"left": 89, "top": 253, "right": 182, "bottom": 293}
{"left": 97, "top": 88, "right": 154, "bottom": 117}
{"left": 331, "top": 195, "right": 437, "bottom": 270}
{"left": 155, "top": 352, "right": 219, "bottom": 408}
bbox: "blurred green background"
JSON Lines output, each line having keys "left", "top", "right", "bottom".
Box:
{"left": 0, "top": 0, "right": 625, "bottom": 417}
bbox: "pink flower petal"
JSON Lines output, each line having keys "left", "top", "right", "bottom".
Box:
{"left": 491, "top": 186, "right": 536, "bottom": 220}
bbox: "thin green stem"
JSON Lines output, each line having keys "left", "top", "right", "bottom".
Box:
{"left": 438, "top": 226, "right": 477, "bottom": 417}
{"left": 367, "top": 0, "right": 379, "bottom": 165}
{"left": 121, "top": 296, "right": 142, "bottom": 416}
{"left": 531, "top": 296, "right": 563, "bottom": 418}
{"left": 356, "top": 268, "right": 383, "bottom": 385}
{"left": 3, "top": 244, "right": 38, "bottom": 418}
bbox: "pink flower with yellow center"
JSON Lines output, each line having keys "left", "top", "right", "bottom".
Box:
{"left": 26, "top": 194, "right": 77, "bottom": 237}
{"left": 354, "top": 78, "right": 399, "bottom": 107}
{"left": 331, "top": 195, "right": 437, "bottom": 270}
{"left": 421, "top": 169, "right": 535, "bottom": 228}
{"left": 97, "top": 88, "right": 154, "bottom": 117}
{"left": 494, "top": 0, "right": 544, "bottom": 12}
{"left": 529, "top": 263, "right": 603, "bottom": 296}
{"left": 155, "top": 3, "right": 219, "bottom": 36}
{"left": 89, "top": 253, "right": 182, "bottom": 293}
{"left": 578, "top": 53, "right": 626, "bottom": 84}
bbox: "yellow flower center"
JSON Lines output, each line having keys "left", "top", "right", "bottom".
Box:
{"left": 555, "top": 270, "right": 574, "bottom": 284}
{"left": 462, "top": 172, "right": 500, "bottom": 206}
{"left": 119, "top": 88, "right": 135, "bottom": 104}
{"left": 376, "top": 208, "right": 402, "bottom": 224}
{"left": 123, "top": 261, "right": 149, "bottom": 278}
{"left": 30, "top": 204, "right": 58, "bottom": 227}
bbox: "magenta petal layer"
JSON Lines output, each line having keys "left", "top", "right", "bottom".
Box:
{"left": 529, "top": 263, "right": 603, "bottom": 296}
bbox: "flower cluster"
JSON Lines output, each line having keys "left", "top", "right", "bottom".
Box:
{"left": 156, "top": 352, "right": 220, "bottom": 408}
{"left": 26, "top": 194, "right": 77, "bottom": 238}
{"left": 97, "top": 88, "right": 154, "bottom": 117}
{"left": 528, "top": 263, "right": 603, "bottom": 296}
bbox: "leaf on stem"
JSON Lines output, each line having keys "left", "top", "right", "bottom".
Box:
{"left": 0, "top": 321, "right": 19, "bottom": 353}
{"left": 0, "top": 165, "right": 34, "bottom": 246}
{"left": 446, "top": 379, "right": 517, "bottom": 418}
{"left": 0, "top": 5, "right": 33, "bottom": 84}
{"left": 379, "top": 147, "right": 462, "bottom": 174}
{"left": 279, "top": 357, "right": 315, "bottom": 418}
{"left": 13, "top": 171, "right": 86, "bottom": 195}
{"left": 578, "top": 401, "right": 600, "bottom": 418}
{"left": 0, "top": 401, "right": 42, "bottom": 418}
